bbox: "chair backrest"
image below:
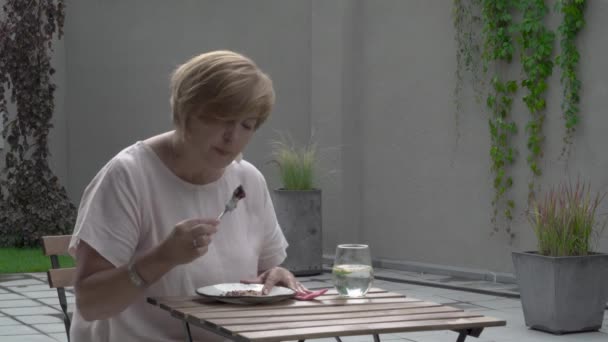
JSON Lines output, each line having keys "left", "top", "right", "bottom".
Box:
{"left": 42, "top": 235, "right": 74, "bottom": 341}
{"left": 42, "top": 235, "right": 75, "bottom": 288}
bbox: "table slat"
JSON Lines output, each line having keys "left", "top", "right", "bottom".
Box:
{"left": 156, "top": 291, "right": 406, "bottom": 310}
{"left": 187, "top": 301, "right": 438, "bottom": 320}
{"left": 239, "top": 316, "right": 506, "bottom": 342}
{"left": 223, "top": 311, "right": 482, "bottom": 332}
{"left": 207, "top": 305, "right": 461, "bottom": 325}
{"left": 178, "top": 297, "right": 420, "bottom": 315}
{"left": 148, "top": 287, "right": 388, "bottom": 308}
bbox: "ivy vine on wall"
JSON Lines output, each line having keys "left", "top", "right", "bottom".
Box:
{"left": 0, "top": 0, "right": 76, "bottom": 247}
{"left": 481, "top": 0, "right": 519, "bottom": 235}
{"left": 556, "top": 0, "right": 586, "bottom": 157}
{"left": 453, "top": 0, "right": 587, "bottom": 237}
{"left": 518, "top": 0, "right": 555, "bottom": 202}
{"left": 452, "top": 0, "right": 483, "bottom": 146}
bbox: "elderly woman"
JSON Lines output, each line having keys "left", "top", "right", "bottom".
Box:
{"left": 68, "top": 50, "right": 307, "bottom": 341}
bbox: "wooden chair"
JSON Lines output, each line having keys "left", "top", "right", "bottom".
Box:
{"left": 42, "top": 235, "right": 75, "bottom": 342}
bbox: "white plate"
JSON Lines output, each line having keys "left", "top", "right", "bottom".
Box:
{"left": 196, "top": 283, "right": 296, "bottom": 305}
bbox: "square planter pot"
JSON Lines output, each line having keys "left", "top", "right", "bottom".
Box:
{"left": 272, "top": 189, "right": 322, "bottom": 276}
{"left": 512, "top": 251, "right": 608, "bottom": 334}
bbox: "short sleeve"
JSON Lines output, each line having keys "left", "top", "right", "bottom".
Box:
{"left": 255, "top": 174, "right": 288, "bottom": 272}
{"left": 69, "top": 158, "right": 141, "bottom": 267}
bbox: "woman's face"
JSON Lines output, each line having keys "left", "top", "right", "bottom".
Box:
{"left": 182, "top": 112, "right": 257, "bottom": 168}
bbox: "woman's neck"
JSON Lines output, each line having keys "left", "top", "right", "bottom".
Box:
{"left": 149, "top": 131, "right": 225, "bottom": 185}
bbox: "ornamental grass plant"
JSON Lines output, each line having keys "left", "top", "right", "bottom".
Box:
{"left": 270, "top": 135, "right": 317, "bottom": 191}
{"left": 529, "top": 180, "right": 607, "bottom": 256}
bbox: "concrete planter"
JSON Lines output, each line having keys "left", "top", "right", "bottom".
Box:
{"left": 512, "top": 251, "right": 608, "bottom": 334}
{"left": 272, "top": 189, "right": 322, "bottom": 276}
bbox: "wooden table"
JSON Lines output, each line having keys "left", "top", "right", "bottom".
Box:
{"left": 147, "top": 288, "right": 506, "bottom": 342}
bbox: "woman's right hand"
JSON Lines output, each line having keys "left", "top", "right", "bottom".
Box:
{"left": 157, "top": 218, "right": 219, "bottom": 266}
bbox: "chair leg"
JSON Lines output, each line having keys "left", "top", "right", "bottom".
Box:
{"left": 334, "top": 337, "right": 343, "bottom": 342}
{"left": 373, "top": 334, "right": 381, "bottom": 342}
{"left": 183, "top": 321, "right": 193, "bottom": 342}
{"left": 56, "top": 287, "right": 71, "bottom": 342}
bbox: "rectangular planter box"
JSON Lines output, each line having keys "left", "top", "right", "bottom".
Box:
{"left": 512, "top": 251, "right": 608, "bottom": 334}
{"left": 272, "top": 189, "right": 322, "bottom": 276}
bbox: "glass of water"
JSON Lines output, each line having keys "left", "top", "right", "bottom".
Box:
{"left": 332, "top": 244, "right": 373, "bottom": 297}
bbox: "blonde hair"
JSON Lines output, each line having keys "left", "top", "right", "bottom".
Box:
{"left": 170, "top": 50, "right": 275, "bottom": 129}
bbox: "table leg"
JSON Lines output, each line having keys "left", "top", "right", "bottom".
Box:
{"left": 184, "top": 321, "right": 194, "bottom": 342}
{"left": 455, "top": 328, "right": 483, "bottom": 342}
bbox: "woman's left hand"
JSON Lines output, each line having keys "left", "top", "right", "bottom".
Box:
{"left": 241, "top": 267, "right": 311, "bottom": 295}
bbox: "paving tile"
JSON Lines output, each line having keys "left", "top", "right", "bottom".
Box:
{"left": 374, "top": 269, "right": 421, "bottom": 278}
{"left": 0, "top": 293, "right": 24, "bottom": 300}
{"left": 372, "top": 280, "right": 416, "bottom": 291}
{"left": 398, "top": 286, "right": 462, "bottom": 296}
{"left": 476, "top": 298, "right": 522, "bottom": 310}
{"left": 338, "top": 334, "right": 403, "bottom": 342}
{"left": 32, "top": 323, "right": 66, "bottom": 334}
{"left": 10, "top": 285, "right": 53, "bottom": 292}
{"left": 0, "top": 299, "right": 42, "bottom": 308}
{"left": 0, "top": 324, "right": 39, "bottom": 335}
{"left": 466, "top": 281, "right": 519, "bottom": 290}
{"left": 1, "top": 306, "right": 59, "bottom": 316}
{"left": 48, "top": 332, "right": 69, "bottom": 342}
{"left": 0, "top": 335, "right": 57, "bottom": 342}
{"left": 447, "top": 302, "right": 487, "bottom": 311}
{"left": 417, "top": 274, "right": 453, "bottom": 282}
{"left": 0, "top": 274, "right": 28, "bottom": 281}
{"left": 23, "top": 273, "right": 47, "bottom": 278}
{"left": 468, "top": 309, "right": 521, "bottom": 325}
{"left": 38, "top": 296, "right": 75, "bottom": 306}
{"left": 436, "top": 291, "right": 500, "bottom": 303}
{"left": 395, "top": 292, "right": 458, "bottom": 304}
{"left": 377, "top": 333, "right": 413, "bottom": 341}
{"left": 0, "top": 316, "right": 20, "bottom": 325}
{"left": 0, "top": 288, "right": 8, "bottom": 293}
{"left": 23, "top": 291, "right": 59, "bottom": 299}
{"left": 0, "top": 279, "right": 45, "bottom": 287}
{"left": 18, "top": 315, "right": 63, "bottom": 324}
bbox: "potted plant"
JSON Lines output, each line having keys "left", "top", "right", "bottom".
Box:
{"left": 270, "top": 135, "right": 322, "bottom": 276}
{"left": 512, "top": 180, "right": 608, "bottom": 334}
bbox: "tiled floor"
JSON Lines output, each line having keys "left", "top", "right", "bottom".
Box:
{"left": 0, "top": 273, "right": 72, "bottom": 342}
{"left": 1, "top": 269, "right": 607, "bottom": 342}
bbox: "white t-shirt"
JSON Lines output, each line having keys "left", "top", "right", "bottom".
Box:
{"left": 68, "top": 141, "right": 288, "bottom": 342}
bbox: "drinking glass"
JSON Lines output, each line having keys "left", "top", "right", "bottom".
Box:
{"left": 332, "top": 244, "right": 373, "bottom": 297}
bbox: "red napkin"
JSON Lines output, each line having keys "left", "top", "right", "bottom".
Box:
{"left": 294, "top": 288, "right": 329, "bottom": 301}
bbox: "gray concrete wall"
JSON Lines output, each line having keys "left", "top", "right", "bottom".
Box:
{"left": 25, "top": 0, "right": 608, "bottom": 273}
{"left": 63, "top": 0, "right": 312, "bottom": 202}
{"left": 347, "top": 0, "right": 608, "bottom": 272}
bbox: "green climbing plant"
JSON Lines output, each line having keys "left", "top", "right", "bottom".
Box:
{"left": 556, "top": 0, "right": 586, "bottom": 157}
{"left": 481, "top": 0, "right": 519, "bottom": 233}
{"left": 454, "top": 0, "right": 587, "bottom": 238}
{"left": 452, "top": 0, "right": 483, "bottom": 145}
{"left": 517, "top": 0, "right": 555, "bottom": 202}
{"left": 487, "top": 77, "right": 518, "bottom": 226}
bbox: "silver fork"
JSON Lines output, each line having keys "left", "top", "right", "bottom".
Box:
{"left": 217, "top": 185, "right": 246, "bottom": 220}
